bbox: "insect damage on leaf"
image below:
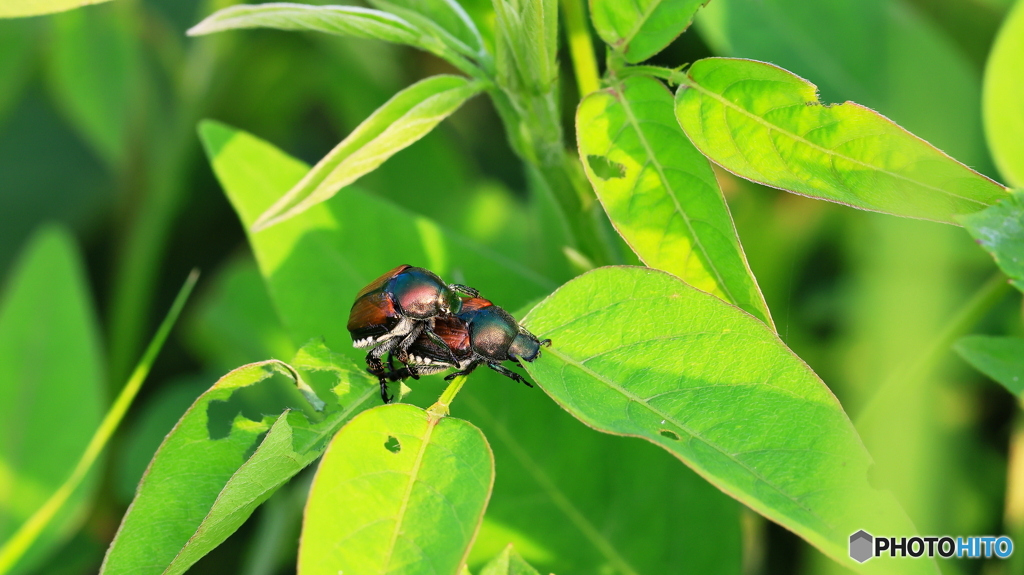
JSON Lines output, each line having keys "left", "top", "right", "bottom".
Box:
{"left": 384, "top": 435, "right": 402, "bottom": 453}
{"left": 586, "top": 155, "right": 626, "bottom": 180}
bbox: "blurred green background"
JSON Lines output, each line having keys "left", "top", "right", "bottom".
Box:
{"left": 0, "top": 0, "right": 1021, "bottom": 573}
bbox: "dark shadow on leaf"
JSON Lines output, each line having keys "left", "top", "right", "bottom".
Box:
{"left": 587, "top": 155, "right": 626, "bottom": 180}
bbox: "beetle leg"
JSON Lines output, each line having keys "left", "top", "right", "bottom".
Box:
{"left": 366, "top": 336, "right": 399, "bottom": 374}
{"left": 444, "top": 360, "right": 480, "bottom": 381}
{"left": 393, "top": 322, "right": 425, "bottom": 364}
{"left": 450, "top": 284, "right": 479, "bottom": 297}
{"left": 423, "top": 328, "right": 460, "bottom": 365}
{"left": 486, "top": 362, "right": 533, "bottom": 388}
{"left": 379, "top": 380, "right": 392, "bottom": 404}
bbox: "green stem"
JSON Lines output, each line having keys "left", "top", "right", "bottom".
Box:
{"left": 0, "top": 271, "right": 198, "bottom": 575}
{"left": 857, "top": 271, "right": 1011, "bottom": 423}
{"left": 427, "top": 375, "right": 469, "bottom": 420}
{"left": 613, "top": 64, "right": 687, "bottom": 85}
{"left": 561, "top": 0, "right": 600, "bottom": 98}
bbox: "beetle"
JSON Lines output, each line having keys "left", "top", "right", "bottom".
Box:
{"left": 378, "top": 296, "right": 551, "bottom": 394}
{"left": 347, "top": 265, "right": 477, "bottom": 402}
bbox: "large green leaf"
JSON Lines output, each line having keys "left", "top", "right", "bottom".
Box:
{"left": 479, "top": 544, "right": 541, "bottom": 575}
{"left": 577, "top": 75, "right": 772, "bottom": 327}
{"left": 955, "top": 335, "right": 1024, "bottom": 395}
{"left": 299, "top": 404, "right": 493, "bottom": 575}
{"left": 0, "top": 0, "right": 111, "bottom": 18}
{"left": 199, "top": 119, "right": 554, "bottom": 360}
{"left": 983, "top": 0, "right": 1024, "bottom": 187}
{"left": 693, "top": 0, "right": 991, "bottom": 172}
{"left": 675, "top": 58, "right": 1007, "bottom": 224}
{"left": 591, "top": 0, "right": 705, "bottom": 63}
{"left": 253, "top": 75, "right": 483, "bottom": 230}
{"left": 521, "top": 266, "right": 935, "bottom": 575}
{"left": 959, "top": 189, "right": 1024, "bottom": 292}
{"left": 201, "top": 123, "right": 743, "bottom": 574}
{"left": 0, "top": 226, "right": 104, "bottom": 575}
{"left": 101, "top": 342, "right": 378, "bottom": 575}
{"left": 46, "top": 3, "right": 140, "bottom": 167}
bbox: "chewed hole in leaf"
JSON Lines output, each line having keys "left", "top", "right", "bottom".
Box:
{"left": 206, "top": 372, "right": 310, "bottom": 440}
{"left": 385, "top": 436, "right": 401, "bottom": 453}
{"left": 587, "top": 155, "right": 625, "bottom": 180}
{"left": 659, "top": 429, "right": 680, "bottom": 441}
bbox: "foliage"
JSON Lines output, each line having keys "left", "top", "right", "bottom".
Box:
{"left": 0, "top": 0, "right": 1023, "bottom": 574}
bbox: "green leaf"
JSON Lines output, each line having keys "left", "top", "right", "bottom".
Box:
{"left": 479, "top": 544, "right": 540, "bottom": 575}
{"left": 299, "top": 404, "right": 493, "bottom": 575}
{"left": 955, "top": 335, "right": 1024, "bottom": 395}
{"left": 187, "top": 3, "right": 477, "bottom": 74}
{"left": 591, "top": 0, "right": 705, "bottom": 63}
{"left": 189, "top": 3, "right": 422, "bottom": 45}
{"left": 577, "top": 75, "right": 772, "bottom": 327}
{"left": 521, "top": 266, "right": 936, "bottom": 575}
{"left": 114, "top": 377, "right": 208, "bottom": 504}
{"left": 0, "top": 226, "right": 104, "bottom": 575}
{"left": 200, "top": 122, "right": 741, "bottom": 574}
{"left": 692, "top": 0, "right": 991, "bottom": 172}
{"left": 46, "top": 3, "right": 140, "bottom": 167}
{"left": 101, "top": 342, "right": 378, "bottom": 575}
{"left": 198, "top": 119, "right": 554, "bottom": 360}
{"left": 959, "top": 189, "right": 1024, "bottom": 292}
{"left": 0, "top": 0, "right": 112, "bottom": 18}
{"left": 983, "top": 0, "right": 1024, "bottom": 187}
{"left": 369, "top": 0, "right": 485, "bottom": 59}
{"left": 252, "top": 75, "right": 484, "bottom": 230}
{"left": 675, "top": 57, "right": 1008, "bottom": 224}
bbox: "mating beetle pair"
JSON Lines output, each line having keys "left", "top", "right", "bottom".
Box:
{"left": 347, "top": 265, "right": 550, "bottom": 403}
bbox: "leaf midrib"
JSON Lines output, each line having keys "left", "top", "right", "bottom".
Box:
{"left": 381, "top": 417, "right": 437, "bottom": 574}
{"left": 682, "top": 73, "right": 995, "bottom": 207}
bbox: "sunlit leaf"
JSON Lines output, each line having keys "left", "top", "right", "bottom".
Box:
{"left": 577, "top": 75, "right": 772, "bottom": 327}
{"left": 983, "top": 0, "right": 1024, "bottom": 187}
{"left": 591, "top": 0, "right": 705, "bottom": 63}
{"left": 299, "top": 404, "right": 493, "bottom": 575}
{"left": 959, "top": 189, "right": 1024, "bottom": 292}
{"left": 0, "top": 226, "right": 104, "bottom": 575}
{"left": 522, "top": 266, "right": 936, "bottom": 575}
{"left": 675, "top": 58, "right": 1007, "bottom": 224}
{"left": 693, "top": 0, "right": 991, "bottom": 171}
{"left": 199, "top": 119, "right": 554, "bottom": 363}
{"left": 187, "top": 3, "right": 477, "bottom": 74}
{"left": 252, "top": 75, "right": 484, "bottom": 230}
{"left": 955, "top": 335, "right": 1024, "bottom": 395}
{"left": 101, "top": 341, "right": 378, "bottom": 575}
{"left": 200, "top": 121, "right": 742, "bottom": 575}
{"left": 46, "top": 3, "right": 140, "bottom": 167}
{"left": 0, "top": 0, "right": 112, "bottom": 18}
{"left": 479, "top": 544, "right": 541, "bottom": 575}
{"left": 369, "top": 0, "right": 485, "bottom": 59}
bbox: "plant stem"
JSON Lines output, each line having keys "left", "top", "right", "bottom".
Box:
{"left": 0, "top": 270, "right": 198, "bottom": 575}
{"left": 561, "top": 0, "right": 600, "bottom": 98}
{"left": 857, "top": 271, "right": 1011, "bottom": 424}
{"left": 427, "top": 375, "right": 469, "bottom": 421}
{"left": 1004, "top": 406, "right": 1024, "bottom": 575}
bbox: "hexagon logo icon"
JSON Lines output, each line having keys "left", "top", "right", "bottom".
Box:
{"left": 850, "top": 530, "right": 873, "bottom": 563}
